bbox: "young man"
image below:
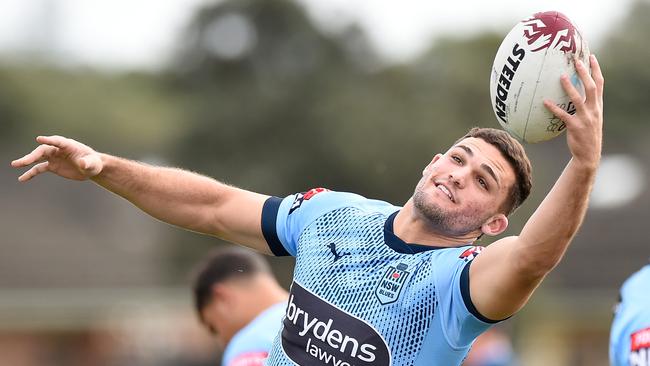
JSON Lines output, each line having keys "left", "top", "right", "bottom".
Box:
{"left": 11, "top": 55, "right": 603, "bottom": 365}
{"left": 610, "top": 262, "right": 650, "bottom": 366}
{"left": 192, "top": 247, "right": 287, "bottom": 366}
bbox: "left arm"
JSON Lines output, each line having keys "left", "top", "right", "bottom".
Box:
{"left": 469, "top": 54, "right": 604, "bottom": 320}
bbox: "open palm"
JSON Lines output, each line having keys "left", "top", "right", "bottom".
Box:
{"left": 11, "top": 135, "right": 103, "bottom": 182}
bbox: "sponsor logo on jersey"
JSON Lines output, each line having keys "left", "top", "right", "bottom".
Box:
{"left": 327, "top": 243, "right": 350, "bottom": 262}
{"left": 630, "top": 327, "right": 650, "bottom": 366}
{"left": 282, "top": 281, "right": 391, "bottom": 366}
{"left": 374, "top": 263, "right": 410, "bottom": 305}
{"left": 522, "top": 12, "right": 577, "bottom": 53}
{"left": 229, "top": 351, "right": 268, "bottom": 366}
{"left": 459, "top": 246, "right": 483, "bottom": 262}
{"left": 289, "top": 188, "right": 330, "bottom": 214}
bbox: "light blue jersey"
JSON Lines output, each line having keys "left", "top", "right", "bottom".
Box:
{"left": 611, "top": 264, "right": 650, "bottom": 366}
{"left": 261, "top": 189, "right": 498, "bottom": 366}
{"left": 222, "top": 302, "right": 286, "bottom": 366}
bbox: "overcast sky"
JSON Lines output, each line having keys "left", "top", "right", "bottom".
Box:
{"left": 0, "top": 0, "right": 635, "bottom": 70}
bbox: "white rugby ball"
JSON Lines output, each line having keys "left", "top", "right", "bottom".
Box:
{"left": 490, "top": 11, "right": 590, "bottom": 143}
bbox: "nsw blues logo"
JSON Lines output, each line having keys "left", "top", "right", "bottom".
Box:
{"left": 375, "top": 263, "right": 409, "bottom": 305}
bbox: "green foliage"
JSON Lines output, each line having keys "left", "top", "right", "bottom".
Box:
{"left": 0, "top": 65, "right": 185, "bottom": 155}
{"left": 599, "top": 0, "right": 650, "bottom": 139}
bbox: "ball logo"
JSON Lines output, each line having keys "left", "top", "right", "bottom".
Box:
{"left": 282, "top": 281, "right": 391, "bottom": 366}
{"left": 521, "top": 12, "right": 577, "bottom": 53}
{"left": 491, "top": 43, "right": 526, "bottom": 126}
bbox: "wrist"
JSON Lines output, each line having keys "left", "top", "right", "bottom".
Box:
{"left": 569, "top": 156, "right": 600, "bottom": 176}
{"left": 90, "top": 153, "right": 114, "bottom": 182}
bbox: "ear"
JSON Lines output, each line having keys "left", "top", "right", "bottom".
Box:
{"left": 209, "top": 283, "right": 233, "bottom": 309}
{"left": 423, "top": 154, "right": 443, "bottom": 176}
{"left": 480, "top": 214, "right": 508, "bottom": 236}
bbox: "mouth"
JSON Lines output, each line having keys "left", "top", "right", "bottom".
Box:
{"left": 435, "top": 183, "right": 455, "bottom": 203}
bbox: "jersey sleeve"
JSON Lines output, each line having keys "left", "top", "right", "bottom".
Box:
{"left": 260, "top": 189, "right": 364, "bottom": 256}
{"left": 434, "top": 247, "right": 501, "bottom": 349}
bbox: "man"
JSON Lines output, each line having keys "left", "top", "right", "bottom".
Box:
{"left": 11, "top": 55, "right": 603, "bottom": 365}
{"left": 463, "top": 328, "right": 518, "bottom": 366}
{"left": 192, "top": 247, "right": 287, "bottom": 366}
{"left": 610, "top": 262, "right": 650, "bottom": 366}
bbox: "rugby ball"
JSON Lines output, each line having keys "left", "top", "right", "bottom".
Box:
{"left": 490, "top": 11, "right": 590, "bottom": 143}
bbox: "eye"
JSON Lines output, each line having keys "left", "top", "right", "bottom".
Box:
{"left": 451, "top": 155, "right": 462, "bottom": 164}
{"left": 478, "top": 177, "right": 488, "bottom": 190}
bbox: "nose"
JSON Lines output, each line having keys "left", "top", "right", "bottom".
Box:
{"left": 449, "top": 172, "right": 466, "bottom": 188}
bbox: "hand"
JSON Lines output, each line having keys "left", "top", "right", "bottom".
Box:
{"left": 544, "top": 54, "right": 604, "bottom": 170}
{"left": 11, "top": 135, "right": 104, "bottom": 182}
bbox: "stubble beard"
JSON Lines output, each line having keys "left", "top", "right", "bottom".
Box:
{"left": 413, "top": 181, "right": 485, "bottom": 237}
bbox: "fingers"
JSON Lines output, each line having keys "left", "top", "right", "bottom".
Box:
{"left": 560, "top": 74, "right": 584, "bottom": 111}
{"left": 11, "top": 145, "right": 58, "bottom": 167}
{"left": 17, "top": 162, "right": 49, "bottom": 182}
{"left": 543, "top": 100, "right": 573, "bottom": 123}
{"left": 589, "top": 54, "right": 604, "bottom": 101}
{"left": 574, "top": 57, "right": 597, "bottom": 105}
{"left": 36, "top": 135, "right": 71, "bottom": 150}
{"left": 11, "top": 135, "right": 71, "bottom": 167}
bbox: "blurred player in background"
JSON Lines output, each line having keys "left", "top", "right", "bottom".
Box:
{"left": 11, "top": 55, "right": 603, "bottom": 365}
{"left": 463, "top": 327, "right": 518, "bottom": 366}
{"left": 610, "top": 261, "right": 650, "bottom": 366}
{"left": 192, "top": 247, "right": 287, "bottom": 366}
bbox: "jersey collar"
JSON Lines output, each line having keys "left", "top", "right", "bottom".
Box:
{"left": 384, "top": 211, "right": 451, "bottom": 254}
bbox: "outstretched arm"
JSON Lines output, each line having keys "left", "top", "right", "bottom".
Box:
{"left": 11, "top": 136, "right": 272, "bottom": 254}
{"left": 469, "top": 54, "right": 605, "bottom": 320}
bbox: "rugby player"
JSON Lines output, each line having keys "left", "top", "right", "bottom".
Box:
{"left": 192, "top": 247, "right": 287, "bottom": 366}
{"left": 610, "top": 262, "right": 650, "bottom": 366}
{"left": 11, "top": 55, "right": 603, "bottom": 365}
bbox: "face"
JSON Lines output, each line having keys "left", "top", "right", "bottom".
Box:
{"left": 200, "top": 298, "right": 228, "bottom": 347}
{"left": 413, "top": 137, "right": 515, "bottom": 237}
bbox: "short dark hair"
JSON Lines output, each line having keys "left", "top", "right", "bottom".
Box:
{"left": 191, "top": 246, "right": 271, "bottom": 316}
{"left": 455, "top": 127, "right": 532, "bottom": 215}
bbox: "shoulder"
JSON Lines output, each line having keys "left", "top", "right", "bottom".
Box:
{"left": 431, "top": 245, "right": 484, "bottom": 265}
{"left": 290, "top": 189, "right": 393, "bottom": 212}
{"left": 621, "top": 264, "right": 650, "bottom": 302}
{"left": 223, "top": 302, "right": 286, "bottom": 365}
{"left": 277, "top": 188, "right": 397, "bottom": 220}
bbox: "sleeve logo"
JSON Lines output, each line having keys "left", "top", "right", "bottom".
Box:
{"left": 630, "top": 326, "right": 650, "bottom": 365}
{"left": 459, "top": 246, "right": 484, "bottom": 262}
{"left": 228, "top": 351, "right": 268, "bottom": 366}
{"left": 289, "top": 188, "right": 330, "bottom": 214}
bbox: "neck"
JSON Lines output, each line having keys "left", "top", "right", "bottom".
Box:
{"left": 221, "top": 276, "right": 288, "bottom": 344}
{"left": 394, "top": 199, "right": 479, "bottom": 247}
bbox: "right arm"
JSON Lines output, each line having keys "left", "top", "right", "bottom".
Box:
{"left": 11, "top": 136, "right": 273, "bottom": 254}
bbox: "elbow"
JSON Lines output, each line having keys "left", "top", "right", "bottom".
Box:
{"left": 512, "top": 246, "right": 563, "bottom": 281}
{"left": 513, "top": 230, "right": 575, "bottom": 279}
